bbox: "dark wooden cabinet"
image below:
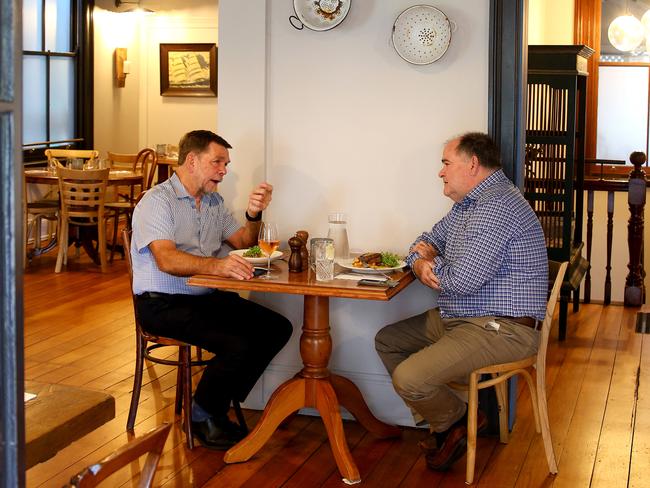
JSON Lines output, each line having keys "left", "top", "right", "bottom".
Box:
{"left": 525, "top": 45, "right": 594, "bottom": 340}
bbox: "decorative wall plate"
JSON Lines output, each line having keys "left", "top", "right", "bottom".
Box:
{"left": 289, "top": 0, "right": 351, "bottom": 31}
{"left": 392, "top": 5, "right": 453, "bottom": 65}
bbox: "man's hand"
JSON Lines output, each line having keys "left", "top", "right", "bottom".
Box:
{"left": 210, "top": 254, "right": 255, "bottom": 280}
{"left": 246, "top": 182, "right": 273, "bottom": 218}
{"left": 410, "top": 241, "right": 438, "bottom": 261}
{"left": 413, "top": 258, "right": 441, "bottom": 290}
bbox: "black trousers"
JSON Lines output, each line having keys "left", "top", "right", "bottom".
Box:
{"left": 135, "top": 290, "right": 293, "bottom": 417}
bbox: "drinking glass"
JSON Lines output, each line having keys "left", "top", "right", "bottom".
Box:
{"left": 258, "top": 222, "right": 279, "bottom": 279}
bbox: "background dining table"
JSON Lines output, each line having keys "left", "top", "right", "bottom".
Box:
{"left": 188, "top": 259, "right": 415, "bottom": 484}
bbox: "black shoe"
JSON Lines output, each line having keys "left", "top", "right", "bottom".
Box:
{"left": 190, "top": 416, "right": 247, "bottom": 451}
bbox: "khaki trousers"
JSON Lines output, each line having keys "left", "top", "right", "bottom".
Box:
{"left": 375, "top": 308, "right": 539, "bottom": 433}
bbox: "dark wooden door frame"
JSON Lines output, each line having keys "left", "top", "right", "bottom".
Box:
{"left": 0, "top": 0, "right": 26, "bottom": 485}
{"left": 0, "top": 3, "right": 527, "bottom": 487}
{"left": 489, "top": 0, "right": 528, "bottom": 188}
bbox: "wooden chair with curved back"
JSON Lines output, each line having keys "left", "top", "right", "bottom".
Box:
{"left": 448, "top": 261, "right": 568, "bottom": 484}
{"left": 66, "top": 423, "right": 171, "bottom": 488}
{"left": 56, "top": 167, "right": 110, "bottom": 273}
{"left": 122, "top": 228, "right": 247, "bottom": 449}
{"left": 105, "top": 148, "right": 156, "bottom": 262}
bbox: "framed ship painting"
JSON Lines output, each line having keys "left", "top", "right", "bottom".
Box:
{"left": 159, "top": 43, "right": 217, "bottom": 97}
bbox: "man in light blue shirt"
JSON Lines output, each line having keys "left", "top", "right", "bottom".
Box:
{"left": 375, "top": 132, "right": 547, "bottom": 471}
{"left": 131, "top": 130, "right": 292, "bottom": 450}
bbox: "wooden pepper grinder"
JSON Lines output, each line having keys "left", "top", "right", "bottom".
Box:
{"left": 295, "top": 230, "right": 309, "bottom": 267}
{"left": 288, "top": 236, "right": 303, "bottom": 272}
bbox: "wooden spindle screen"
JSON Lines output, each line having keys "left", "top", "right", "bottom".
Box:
{"left": 524, "top": 80, "right": 576, "bottom": 260}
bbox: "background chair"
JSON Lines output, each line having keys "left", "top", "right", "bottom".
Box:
{"left": 105, "top": 149, "right": 156, "bottom": 262}
{"left": 45, "top": 148, "right": 99, "bottom": 169}
{"left": 449, "top": 261, "right": 568, "bottom": 484}
{"left": 66, "top": 423, "right": 171, "bottom": 488}
{"left": 56, "top": 167, "right": 110, "bottom": 273}
{"left": 122, "top": 229, "right": 247, "bottom": 449}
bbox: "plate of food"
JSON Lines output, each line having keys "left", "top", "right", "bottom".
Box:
{"left": 230, "top": 246, "right": 284, "bottom": 265}
{"left": 337, "top": 252, "right": 406, "bottom": 274}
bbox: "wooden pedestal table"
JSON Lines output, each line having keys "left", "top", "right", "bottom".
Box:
{"left": 188, "top": 261, "right": 414, "bottom": 484}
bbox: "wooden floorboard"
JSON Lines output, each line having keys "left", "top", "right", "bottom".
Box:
{"left": 23, "top": 251, "right": 649, "bottom": 487}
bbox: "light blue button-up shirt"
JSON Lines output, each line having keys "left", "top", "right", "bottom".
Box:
{"left": 131, "top": 174, "right": 241, "bottom": 295}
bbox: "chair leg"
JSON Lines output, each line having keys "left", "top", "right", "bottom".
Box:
{"left": 127, "top": 334, "right": 146, "bottom": 431}
{"left": 521, "top": 370, "right": 541, "bottom": 433}
{"left": 175, "top": 351, "right": 183, "bottom": 416}
{"left": 493, "top": 378, "right": 510, "bottom": 443}
{"left": 109, "top": 210, "right": 119, "bottom": 264}
{"left": 180, "top": 346, "right": 194, "bottom": 449}
{"left": 536, "top": 362, "right": 558, "bottom": 473}
{"left": 55, "top": 220, "right": 67, "bottom": 272}
{"left": 98, "top": 213, "right": 108, "bottom": 272}
{"left": 233, "top": 400, "right": 248, "bottom": 434}
{"left": 465, "top": 372, "right": 479, "bottom": 485}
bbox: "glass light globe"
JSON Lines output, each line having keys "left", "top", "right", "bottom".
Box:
{"left": 608, "top": 15, "right": 645, "bottom": 52}
{"left": 642, "top": 10, "right": 650, "bottom": 36}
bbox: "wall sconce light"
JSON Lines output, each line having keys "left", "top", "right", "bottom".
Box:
{"left": 114, "top": 0, "right": 154, "bottom": 13}
{"left": 115, "top": 48, "right": 131, "bottom": 87}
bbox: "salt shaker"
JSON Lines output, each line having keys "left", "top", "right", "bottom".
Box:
{"left": 288, "top": 236, "right": 303, "bottom": 272}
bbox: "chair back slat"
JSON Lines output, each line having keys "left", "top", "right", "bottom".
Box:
{"left": 45, "top": 149, "right": 99, "bottom": 166}
{"left": 66, "top": 423, "right": 171, "bottom": 488}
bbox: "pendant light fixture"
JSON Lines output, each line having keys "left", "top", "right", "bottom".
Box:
{"left": 608, "top": 14, "right": 644, "bottom": 52}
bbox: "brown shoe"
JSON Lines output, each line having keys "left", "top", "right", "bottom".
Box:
{"left": 418, "top": 432, "right": 439, "bottom": 456}
{"left": 425, "top": 410, "right": 488, "bottom": 471}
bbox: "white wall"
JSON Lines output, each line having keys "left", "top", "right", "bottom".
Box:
{"left": 527, "top": 0, "right": 574, "bottom": 45}
{"left": 93, "top": 0, "right": 218, "bottom": 157}
{"left": 219, "top": 0, "right": 489, "bottom": 425}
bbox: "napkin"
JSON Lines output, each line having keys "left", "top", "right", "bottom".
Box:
{"left": 335, "top": 273, "right": 387, "bottom": 282}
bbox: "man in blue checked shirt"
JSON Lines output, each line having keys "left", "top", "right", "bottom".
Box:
{"left": 131, "top": 130, "right": 292, "bottom": 450}
{"left": 375, "top": 132, "right": 547, "bottom": 472}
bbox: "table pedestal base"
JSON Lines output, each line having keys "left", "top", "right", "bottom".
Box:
{"left": 223, "top": 295, "right": 401, "bottom": 483}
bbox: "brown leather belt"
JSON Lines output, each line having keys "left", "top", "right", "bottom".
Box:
{"left": 501, "top": 316, "right": 539, "bottom": 329}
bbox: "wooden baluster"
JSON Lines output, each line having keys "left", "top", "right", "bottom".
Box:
{"left": 625, "top": 152, "right": 647, "bottom": 306}
{"left": 584, "top": 190, "right": 594, "bottom": 303}
{"left": 604, "top": 191, "right": 614, "bottom": 305}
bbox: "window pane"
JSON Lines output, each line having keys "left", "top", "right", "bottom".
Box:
{"left": 596, "top": 66, "right": 649, "bottom": 163}
{"left": 22, "top": 56, "right": 47, "bottom": 145}
{"left": 45, "top": 0, "right": 71, "bottom": 52}
{"left": 50, "top": 57, "right": 75, "bottom": 142}
{"left": 22, "top": 0, "right": 43, "bottom": 51}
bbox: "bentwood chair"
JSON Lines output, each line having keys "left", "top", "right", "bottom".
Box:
{"left": 448, "top": 261, "right": 568, "bottom": 484}
{"left": 66, "top": 423, "right": 171, "bottom": 487}
{"left": 122, "top": 229, "right": 247, "bottom": 449}
{"left": 56, "top": 167, "right": 110, "bottom": 273}
{"left": 105, "top": 149, "right": 156, "bottom": 262}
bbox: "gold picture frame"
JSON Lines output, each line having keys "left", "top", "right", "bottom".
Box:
{"left": 159, "top": 43, "right": 217, "bottom": 97}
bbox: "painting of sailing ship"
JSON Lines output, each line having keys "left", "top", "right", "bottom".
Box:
{"left": 160, "top": 43, "right": 217, "bottom": 97}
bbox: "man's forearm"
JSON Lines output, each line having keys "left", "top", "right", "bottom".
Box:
{"left": 154, "top": 247, "right": 217, "bottom": 277}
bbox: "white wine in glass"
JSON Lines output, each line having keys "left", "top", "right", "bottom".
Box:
{"left": 258, "top": 222, "right": 279, "bottom": 279}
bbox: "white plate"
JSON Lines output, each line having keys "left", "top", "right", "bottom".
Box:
{"left": 229, "top": 249, "right": 283, "bottom": 265}
{"left": 392, "top": 5, "right": 452, "bottom": 65}
{"left": 337, "top": 258, "right": 406, "bottom": 274}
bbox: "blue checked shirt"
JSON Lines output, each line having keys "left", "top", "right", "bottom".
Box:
{"left": 130, "top": 173, "right": 241, "bottom": 295}
{"left": 406, "top": 169, "right": 548, "bottom": 321}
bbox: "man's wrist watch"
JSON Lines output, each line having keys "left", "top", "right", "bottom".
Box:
{"left": 245, "top": 210, "right": 262, "bottom": 222}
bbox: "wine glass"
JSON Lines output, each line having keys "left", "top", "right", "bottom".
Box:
{"left": 258, "top": 222, "right": 279, "bottom": 279}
